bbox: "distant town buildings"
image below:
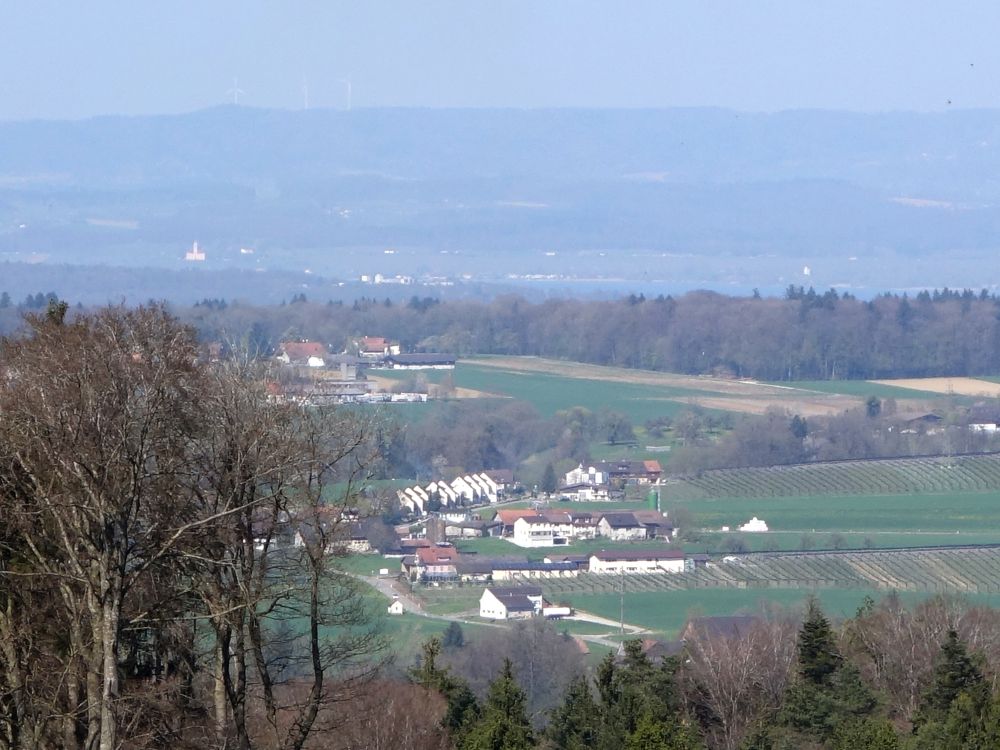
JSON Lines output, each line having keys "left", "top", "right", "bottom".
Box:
{"left": 184, "top": 241, "right": 206, "bottom": 262}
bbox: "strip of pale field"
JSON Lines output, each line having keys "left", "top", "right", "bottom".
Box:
{"left": 469, "top": 356, "right": 803, "bottom": 396}
{"left": 466, "top": 357, "right": 942, "bottom": 416}
{"left": 677, "top": 395, "right": 854, "bottom": 417}
{"left": 365, "top": 373, "right": 497, "bottom": 399}
{"left": 870, "top": 377, "right": 1000, "bottom": 397}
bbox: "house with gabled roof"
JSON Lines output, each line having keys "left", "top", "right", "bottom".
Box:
{"left": 594, "top": 459, "right": 662, "bottom": 484}
{"left": 277, "top": 341, "right": 329, "bottom": 368}
{"left": 493, "top": 508, "right": 542, "bottom": 535}
{"left": 597, "top": 512, "right": 649, "bottom": 542}
{"left": 416, "top": 545, "right": 459, "bottom": 582}
{"left": 479, "top": 585, "right": 544, "bottom": 620}
{"left": 631, "top": 510, "right": 676, "bottom": 539}
{"left": 357, "top": 336, "right": 401, "bottom": 359}
{"left": 512, "top": 516, "right": 568, "bottom": 547}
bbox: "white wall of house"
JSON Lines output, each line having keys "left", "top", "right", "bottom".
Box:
{"left": 479, "top": 589, "right": 508, "bottom": 619}
{"left": 512, "top": 518, "right": 558, "bottom": 547}
{"left": 565, "top": 464, "right": 607, "bottom": 486}
{"left": 588, "top": 555, "right": 686, "bottom": 574}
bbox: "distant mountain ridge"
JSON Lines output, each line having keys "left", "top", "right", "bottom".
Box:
{"left": 3, "top": 106, "right": 1000, "bottom": 193}
{"left": 2, "top": 107, "right": 1000, "bottom": 292}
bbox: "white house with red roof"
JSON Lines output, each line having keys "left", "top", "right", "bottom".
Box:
{"left": 277, "top": 341, "right": 328, "bottom": 367}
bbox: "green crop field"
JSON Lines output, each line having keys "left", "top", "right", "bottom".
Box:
{"left": 453, "top": 364, "right": 699, "bottom": 421}
{"left": 665, "top": 454, "right": 1000, "bottom": 502}
{"left": 562, "top": 588, "right": 937, "bottom": 637}
{"left": 453, "top": 535, "right": 678, "bottom": 560}
{"left": 671, "top": 490, "right": 1000, "bottom": 534}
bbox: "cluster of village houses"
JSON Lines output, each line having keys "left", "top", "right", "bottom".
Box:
{"left": 269, "top": 336, "right": 455, "bottom": 404}
{"left": 395, "top": 460, "right": 663, "bottom": 517}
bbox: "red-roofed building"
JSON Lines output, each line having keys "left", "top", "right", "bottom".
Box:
{"left": 358, "top": 336, "right": 401, "bottom": 359}
{"left": 277, "top": 341, "right": 328, "bottom": 367}
{"left": 492, "top": 508, "right": 542, "bottom": 535}
{"left": 416, "top": 545, "right": 459, "bottom": 581}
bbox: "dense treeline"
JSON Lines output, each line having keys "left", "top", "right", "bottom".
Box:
{"left": 172, "top": 287, "right": 1000, "bottom": 380}
{"left": 407, "top": 595, "right": 1000, "bottom": 750}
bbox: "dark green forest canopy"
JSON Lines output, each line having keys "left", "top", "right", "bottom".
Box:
{"left": 154, "top": 287, "right": 1000, "bottom": 381}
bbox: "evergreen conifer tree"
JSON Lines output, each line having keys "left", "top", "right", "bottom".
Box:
{"left": 460, "top": 659, "right": 535, "bottom": 750}
{"left": 545, "top": 674, "right": 600, "bottom": 749}
{"left": 797, "top": 597, "right": 840, "bottom": 684}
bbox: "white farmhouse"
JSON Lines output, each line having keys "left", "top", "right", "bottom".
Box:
{"left": 479, "top": 585, "right": 544, "bottom": 620}
{"left": 512, "top": 516, "right": 567, "bottom": 547}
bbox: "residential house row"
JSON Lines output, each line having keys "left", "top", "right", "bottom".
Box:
{"left": 396, "top": 472, "right": 508, "bottom": 514}
{"left": 396, "top": 541, "right": 707, "bottom": 584}
{"left": 559, "top": 460, "right": 663, "bottom": 499}
{"left": 490, "top": 508, "right": 676, "bottom": 547}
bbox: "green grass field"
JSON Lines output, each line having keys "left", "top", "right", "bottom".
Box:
{"left": 453, "top": 535, "right": 677, "bottom": 560}
{"left": 456, "top": 365, "right": 699, "bottom": 422}
{"left": 687, "top": 530, "right": 1000, "bottom": 553}
{"left": 562, "top": 588, "right": 939, "bottom": 637}
{"left": 671, "top": 490, "right": 1000, "bottom": 535}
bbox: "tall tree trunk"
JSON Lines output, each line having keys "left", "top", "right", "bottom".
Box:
{"left": 214, "top": 629, "right": 229, "bottom": 744}
{"left": 98, "top": 594, "right": 121, "bottom": 750}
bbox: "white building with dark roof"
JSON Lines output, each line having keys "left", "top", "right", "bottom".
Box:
{"left": 479, "top": 585, "right": 544, "bottom": 620}
{"left": 588, "top": 549, "right": 687, "bottom": 575}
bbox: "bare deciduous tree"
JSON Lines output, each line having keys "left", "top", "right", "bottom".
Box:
{"left": 0, "top": 307, "right": 387, "bottom": 750}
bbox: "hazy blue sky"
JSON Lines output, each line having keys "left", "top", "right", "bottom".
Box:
{"left": 3, "top": 1, "right": 1000, "bottom": 120}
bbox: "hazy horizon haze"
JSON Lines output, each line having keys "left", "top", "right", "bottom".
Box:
{"left": 4, "top": 1, "right": 1000, "bottom": 120}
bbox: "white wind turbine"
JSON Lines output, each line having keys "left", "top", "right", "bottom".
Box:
{"left": 227, "top": 77, "right": 246, "bottom": 105}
